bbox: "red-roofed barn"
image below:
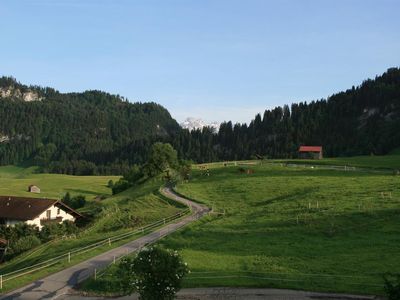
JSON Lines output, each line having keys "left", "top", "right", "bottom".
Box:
{"left": 298, "top": 146, "right": 323, "bottom": 159}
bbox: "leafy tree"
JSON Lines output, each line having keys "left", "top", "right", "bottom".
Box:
{"left": 142, "top": 143, "right": 178, "bottom": 178}
{"left": 179, "top": 159, "right": 192, "bottom": 180}
{"left": 123, "top": 165, "right": 143, "bottom": 184}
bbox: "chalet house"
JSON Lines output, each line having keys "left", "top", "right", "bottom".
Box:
{"left": 298, "top": 146, "right": 323, "bottom": 159}
{"left": 0, "top": 196, "right": 82, "bottom": 230}
{"left": 28, "top": 185, "right": 41, "bottom": 193}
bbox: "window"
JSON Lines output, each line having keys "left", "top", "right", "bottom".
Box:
{"left": 57, "top": 208, "right": 61, "bottom": 215}
{"left": 46, "top": 210, "right": 51, "bottom": 219}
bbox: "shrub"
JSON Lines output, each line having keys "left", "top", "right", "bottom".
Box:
{"left": 384, "top": 273, "right": 400, "bottom": 300}
{"left": 39, "top": 223, "right": 63, "bottom": 241}
{"left": 10, "top": 235, "right": 41, "bottom": 255}
{"left": 62, "top": 193, "right": 87, "bottom": 209}
{"left": 118, "top": 246, "right": 189, "bottom": 299}
{"left": 0, "top": 223, "right": 39, "bottom": 245}
{"left": 62, "top": 220, "right": 79, "bottom": 235}
{"left": 112, "top": 179, "right": 131, "bottom": 195}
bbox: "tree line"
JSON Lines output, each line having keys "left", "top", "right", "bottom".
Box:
{"left": 0, "top": 67, "right": 399, "bottom": 174}
{"left": 173, "top": 67, "right": 400, "bottom": 162}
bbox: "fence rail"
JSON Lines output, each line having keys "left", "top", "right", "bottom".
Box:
{"left": 0, "top": 208, "right": 191, "bottom": 289}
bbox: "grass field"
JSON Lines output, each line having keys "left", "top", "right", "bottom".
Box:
{"left": 154, "top": 163, "right": 399, "bottom": 295}
{"left": 276, "top": 154, "right": 400, "bottom": 170}
{"left": 0, "top": 165, "right": 120, "bottom": 200}
{"left": 0, "top": 168, "right": 186, "bottom": 293}
{"left": 79, "top": 160, "right": 400, "bottom": 296}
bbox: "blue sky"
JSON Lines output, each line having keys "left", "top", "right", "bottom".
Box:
{"left": 1, "top": 0, "right": 399, "bottom": 123}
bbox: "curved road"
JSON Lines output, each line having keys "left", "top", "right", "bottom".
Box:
{"left": 0, "top": 187, "right": 210, "bottom": 300}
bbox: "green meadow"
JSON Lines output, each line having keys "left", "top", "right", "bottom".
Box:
{"left": 81, "top": 159, "right": 400, "bottom": 296}
{"left": 277, "top": 154, "right": 400, "bottom": 170}
{"left": 156, "top": 163, "right": 400, "bottom": 295}
{"left": 0, "top": 168, "right": 185, "bottom": 293}
{"left": 0, "top": 165, "right": 120, "bottom": 200}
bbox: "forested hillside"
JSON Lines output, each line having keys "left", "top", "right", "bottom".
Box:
{"left": 174, "top": 67, "right": 400, "bottom": 162}
{"left": 1, "top": 67, "right": 399, "bottom": 174}
{"left": 0, "top": 78, "right": 180, "bottom": 174}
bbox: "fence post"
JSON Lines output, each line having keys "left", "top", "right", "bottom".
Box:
{"left": 1, "top": 274, "right": 2, "bottom": 289}
{"left": 108, "top": 238, "right": 111, "bottom": 246}
{"left": 94, "top": 268, "right": 97, "bottom": 281}
{"left": 68, "top": 252, "right": 71, "bottom": 263}
{"left": 113, "top": 255, "right": 116, "bottom": 264}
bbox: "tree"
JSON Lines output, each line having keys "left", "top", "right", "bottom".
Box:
{"left": 142, "top": 143, "right": 178, "bottom": 178}
{"left": 118, "top": 247, "right": 189, "bottom": 300}
{"left": 62, "top": 193, "right": 86, "bottom": 209}
{"left": 123, "top": 165, "right": 143, "bottom": 184}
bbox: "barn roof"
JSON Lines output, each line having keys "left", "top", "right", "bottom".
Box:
{"left": 0, "top": 196, "right": 83, "bottom": 221}
{"left": 299, "top": 146, "right": 322, "bottom": 152}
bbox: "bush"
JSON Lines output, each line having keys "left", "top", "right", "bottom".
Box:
{"left": 0, "top": 223, "right": 39, "bottom": 245}
{"left": 118, "top": 246, "right": 189, "bottom": 299}
{"left": 384, "top": 273, "right": 400, "bottom": 300}
{"left": 39, "top": 221, "right": 78, "bottom": 241}
{"left": 112, "top": 179, "right": 131, "bottom": 195}
{"left": 62, "top": 220, "right": 79, "bottom": 235}
{"left": 39, "top": 223, "right": 64, "bottom": 241}
{"left": 10, "top": 235, "right": 41, "bottom": 255}
{"left": 62, "top": 193, "right": 87, "bottom": 209}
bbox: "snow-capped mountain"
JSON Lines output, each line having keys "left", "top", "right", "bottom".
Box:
{"left": 180, "top": 117, "right": 220, "bottom": 132}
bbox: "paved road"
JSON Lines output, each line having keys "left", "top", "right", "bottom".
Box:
{"left": 0, "top": 187, "right": 210, "bottom": 300}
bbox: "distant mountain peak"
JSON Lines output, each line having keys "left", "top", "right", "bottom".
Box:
{"left": 180, "top": 117, "right": 220, "bottom": 132}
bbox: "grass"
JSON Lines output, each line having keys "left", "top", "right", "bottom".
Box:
{"left": 275, "top": 154, "right": 400, "bottom": 170}
{"left": 0, "top": 168, "right": 186, "bottom": 294}
{"left": 154, "top": 163, "right": 400, "bottom": 296}
{"left": 78, "top": 159, "right": 400, "bottom": 296}
{"left": 0, "top": 165, "right": 120, "bottom": 200}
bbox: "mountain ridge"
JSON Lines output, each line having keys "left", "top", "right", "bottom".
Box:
{"left": 1, "top": 67, "right": 399, "bottom": 173}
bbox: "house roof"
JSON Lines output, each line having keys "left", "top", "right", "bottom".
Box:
{"left": 0, "top": 196, "right": 83, "bottom": 221}
{"left": 299, "top": 146, "right": 323, "bottom": 152}
{"left": 0, "top": 238, "right": 7, "bottom": 245}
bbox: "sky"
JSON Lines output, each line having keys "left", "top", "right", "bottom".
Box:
{"left": 1, "top": 0, "right": 399, "bottom": 124}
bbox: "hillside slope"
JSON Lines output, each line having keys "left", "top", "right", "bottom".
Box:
{"left": 0, "top": 77, "right": 180, "bottom": 174}
{"left": 176, "top": 67, "right": 400, "bottom": 161}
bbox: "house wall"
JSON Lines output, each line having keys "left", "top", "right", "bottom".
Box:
{"left": 26, "top": 204, "right": 75, "bottom": 229}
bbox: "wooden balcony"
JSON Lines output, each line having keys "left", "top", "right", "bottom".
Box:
{"left": 40, "top": 216, "right": 63, "bottom": 226}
